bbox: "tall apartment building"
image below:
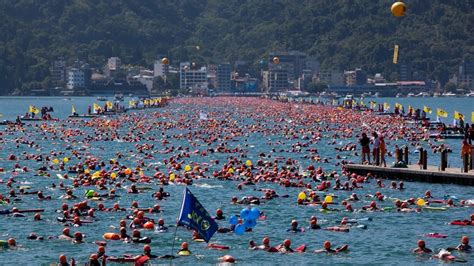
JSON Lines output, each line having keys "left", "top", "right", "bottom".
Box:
{"left": 216, "top": 63, "right": 232, "bottom": 91}
{"left": 67, "top": 68, "right": 85, "bottom": 90}
{"left": 50, "top": 59, "right": 67, "bottom": 87}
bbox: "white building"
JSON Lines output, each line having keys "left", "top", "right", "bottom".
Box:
{"left": 108, "top": 57, "right": 121, "bottom": 71}
{"left": 154, "top": 60, "right": 169, "bottom": 78}
{"left": 67, "top": 68, "right": 85, "bottom": 90}
{"left": 179, "top": 62, "right": 208, "bottom": 90}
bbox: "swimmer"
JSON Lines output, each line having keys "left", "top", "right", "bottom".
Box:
{"left": 447, "top": 236, "right": 471, "bottom": 252}
{"left": 177, "top": 242, "right": 191, "bottom": 256}
{"left": 73, "top": 232, "right": 84, "bottom": 244}
{"left": 249, "top": 236, "right": 274, "bottom": 251}
{"left": 278, "top": 239, "right": 294, "bottom": 253}
{"left": 157, "top": 218, "right": 168, "bottom": 232}
{"left": 58, "top": 254, "right": 75, "bottom": 266}
{"left": 314, "top": 241, "right": 348, "bottom": 253}
{"left": 214, "top": 209, "right": 225, "bottom": 220}
{"left": 287, "top": 220, "right": 303, "bottom": 233}
{"left": 412, "top": 240, "right": 432, "bottom": 254}
{"left": 0, "top": 238, "right": 17, "bottom": 249}
{"left": 58, "top": 228, "right": 74, "bottom": 240}
{"left": 309, "top": 217, "right": 321, "bottom": 230}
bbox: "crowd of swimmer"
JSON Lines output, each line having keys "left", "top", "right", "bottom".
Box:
{"left": 0, "top": 97, "right": 472, "bottom": 265}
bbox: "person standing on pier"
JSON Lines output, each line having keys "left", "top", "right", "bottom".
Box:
{"left": 379, "top": 136, "right": 387, "bottom": 167}
{"left": 461, "top": 139, "right": 471, "bottom": 160}
{"left": 360, "top": 133, "right": 371, "bottom": 164}
{"left": 372, "top": 132, "right": 380, "bottom": 165}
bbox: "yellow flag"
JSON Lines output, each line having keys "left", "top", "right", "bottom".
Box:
{"left": 383, "top": 102, "right": 390, "bottom": 111}
{"left": 370, "top": 101, "right": 376, "bottom": 109}
{"left": 393, "top": 45, "right": 399, "bottom": 64}
{"left": 471, "top": 112, "right": 474, "bottom": 123}
{"left": 454, "top": 111, "right": 464, "bottom": 120}
{"left": 395, "top": 103, "right": 403, "bottom": 110}
{"left": 72, "top": 105, "right": 76, "bottom": 114}
{"left": 423, "top": 106, "right": 432, "bottom": 114}
{"left": 29, "top": 105, "right": 39, "bottom": 114}
{"left": 408, "top": 105, "right": 414, "bottom": 113}
{"left": 437, "top": 108, "right": 448, "bottom": 118}
{"left": 93, "top": 103, "right": 100, "bottom": 112}
{"left": 360, "top": 99, "right": 365, "bottom": 107}
{"left": 106, "top": 101, "right": 113, "bottom": 109}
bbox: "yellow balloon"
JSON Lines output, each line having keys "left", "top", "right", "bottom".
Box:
{"left": 391, "top": 2, "right": 406, "bottom": 17}
{"left": 169, "top": 173, "right": 175, "bottom": 182}
{"left": 110, "top": 172, "right": 117, "bottom": 179}
{"left": 245, "top": 160, "right": 253, "bottom": 167}
{"left": 52, "top": 158, "right": 59, "bottom": 164}
{"left": 273, "top": 57, "right": 280, "bottom": 64}
{"left": 416, "top": 198, "right": 426, "bottom": 206}
{"left": 63, "top": 157, "right": 69, "bottom": 163}
{"left": 297, "top": 192, "right": 307, "bottom": 201}
{"left": 184, "top": 165, "right": 191, "bottom": 172}
{"left": 324, "top": 195, "right": 333, "bottom": 203}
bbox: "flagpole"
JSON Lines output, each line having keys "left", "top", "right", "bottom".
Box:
{"left": 169, "top": 222, "right": 179, "bottom": 265}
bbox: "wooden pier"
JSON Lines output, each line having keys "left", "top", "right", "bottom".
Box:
{"left": 345, "top": 164, "right": 474, "bottom": 186}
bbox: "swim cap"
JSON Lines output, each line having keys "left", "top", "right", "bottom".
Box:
{"left": 216, "top": 209, "right": 223, "bottom": 216}
{"left": 137, "top": 211, "right": 144, "bottom": 219}
{"left": 291, "top": 220, "right": 298, "bottom": 225}
{"left": 220, "top": 255, "right": 235, "bottom": 263}
{"left": 370, "top": 201, "right": 377, "bottom": 208}
{"left": 90, "top": 254, "right": 98, "bottom": 260}
{"left": 7, "top": 238, "right": 16, "bottom": 246}
{"left": 262, "top": 237, "right": 270, "bottom": 245}
{"left": 144, "top": 245, "right": 151, "bottom": 252}
{"left": 74, "top": 232, "right": 82, "bottom": 240}
{"left": 283, "top": 239, "right": 291, "bottom": 247}
{"left": 324, "top": 241, "right": 331, "bottom": 249}
{"left": 59, "top": 255, "right": 67, "bottom": 263}
{"left": 63, "top": 228, "right": 70, "bottom": 235}
{"left": 417, "top": 240, "right": 425, "bottom": 248}
{"left": 181, "top": 242, "right": 188, "bottom": 249}
{"left": 132, "top": 229, "right": 140, "bottom": 238}
{"left": 98, "top": 246, "right": 105, "bottom": 253}
{"left": 158, "top": 218, "right": 164, "bottom": 225}
{"left": 462, "top": 236, "right": 469, "bottom": 244}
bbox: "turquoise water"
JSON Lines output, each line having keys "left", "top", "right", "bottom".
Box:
{"left": 0, "top": 97, "right": 473, "bottom": 265}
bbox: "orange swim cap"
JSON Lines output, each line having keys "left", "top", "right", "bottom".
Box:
{"left": 63, "top": 228, "right": 70, "bottom": 235}
{"left": 181, "top": 242, "right": 188, "bottom": 249}
{"left": 98, "top": 246, "right": 105, "bottom": 253}
{"left": 324, "top": 241, "right": 331, "bottom": 249}
{"left": 462, "top": 236, "right": 469, "bottom": 244}
{"left": 59, "top": 254, "right": 67, "bottom": 263}
{"left": 262, "top": 237, "right": 270, "bottom": 245}
{"left": 220, "top": 255, "right": 236, "bottom": 263}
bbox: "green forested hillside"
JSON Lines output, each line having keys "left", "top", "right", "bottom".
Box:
{"left": 0, "top": 0, "right": 473, "bottom": 93}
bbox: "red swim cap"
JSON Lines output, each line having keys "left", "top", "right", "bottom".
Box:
{"left": 324, "top": 241, "right": 331, "bottom": 249}
{"left": 417, "top": 240, "right": 425, "bottom": 248}
{"left": 283, "top": 239, "right": 291, "bottom": 247}
{"left": 462, "top": 236, "right": 469, "bottom": 244}
{"left": 262, "top": 237, "right": 270, "bottom": 245}
{"left": 144, "top": 245, "right": 151, "bottom": 252}
{"left": 181, "top": 242, "right": 188, "bottom": 249}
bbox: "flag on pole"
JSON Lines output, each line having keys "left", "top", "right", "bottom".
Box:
{"left": 29, "top": 105, "right": 39, "bottom": 114}
{"left": 72, "top": 105, "right": 76, "bottom": 114}
{"left": 383, "top": 102, "right": 390, "bottom": 112}
{"left": 436, "top": 108, "right": 448, "bottom": 118}
{"left": 393, "top": 45, "right": 399, "bottom": 64}
{"left": 423, "top": 106, "right": 432, "bottom": 114}
{"left": 177, "top": 187, "right": 218, "bottom": 242}
{"left": 454, "top": 111, "right": 464, "bottom": 120}
{"left": 471, "top": 112, "right": 474, "bottom": 123}
{"left": 370, "top": 101, "right": 376, "bottom": 109}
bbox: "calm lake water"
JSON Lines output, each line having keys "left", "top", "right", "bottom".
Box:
{"left": 0, "top": 96, "right": 473, "bottom": 265}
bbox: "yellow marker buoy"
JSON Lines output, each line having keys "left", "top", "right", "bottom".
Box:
{"left": 416, "top": 198, "right": 426, "bottom": 206}
{"left": 297, "top": 192, "right": 307, "bottom": 201}
{"left": 52, "top": 158, "right": 59, "bottom": 164}
{"left": 391, "top": 2, "right": 406, "bottom": 17}
{"left": 110, "top": 172, "right": 117, "bottom": 179}
{"left": 324, "top": 195, "right": 333, "bottom": 203}
{"left": 245, "top": 160, "right": 252, "bottom": 167}
{"left": 169, "top": 173, "right": 175, "bottom": 182}
{"left": 184, "top": 165, "right": 191, "bottom": 172}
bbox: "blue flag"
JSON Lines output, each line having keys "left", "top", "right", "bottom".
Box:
{"left": 177, "top": 187, "right": 218, "bottom": 242}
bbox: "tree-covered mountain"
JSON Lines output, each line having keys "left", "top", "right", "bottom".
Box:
{"left": 0, "top": 0, "right": 472, "bottom": 94}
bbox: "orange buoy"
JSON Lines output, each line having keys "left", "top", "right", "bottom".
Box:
{"left": 391, "top": 2, "right": 406, "bottom": 17}
{"left": 103, "top": 233, "right": 120, "bottom": 240}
